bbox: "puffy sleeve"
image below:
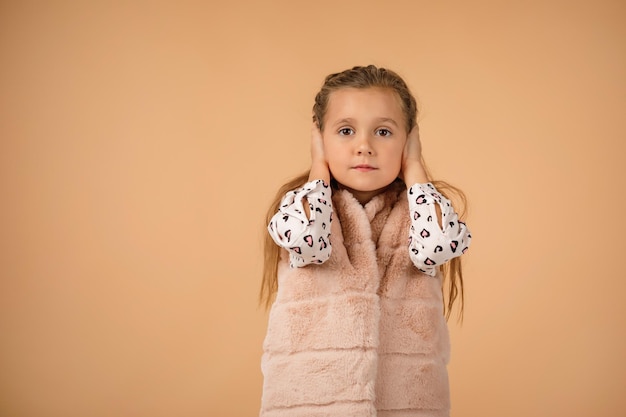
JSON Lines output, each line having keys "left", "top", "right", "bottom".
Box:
{"left": 267, "top": 179, "right": 332, "bottom": 268}
{"left": 407, "top": 182, "right": 472, "bottom": 276}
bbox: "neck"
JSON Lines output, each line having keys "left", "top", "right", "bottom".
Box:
{"left": 338, "top": 183, "right": 396, "bottom": 206}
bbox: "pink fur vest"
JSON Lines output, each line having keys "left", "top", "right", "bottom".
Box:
{"left": 261, "top": 183, "right": 451, "bottom": 417}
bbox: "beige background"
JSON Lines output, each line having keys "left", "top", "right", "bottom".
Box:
{"left": 1, "top": 1, "right": 625, "bottom": 416}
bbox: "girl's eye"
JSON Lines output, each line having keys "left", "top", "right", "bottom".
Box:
{"left": 338, "top": 128, "right": 354, "bottom": 136}
{"left": 376, "top": 128, "right": 392, "bottom": 137}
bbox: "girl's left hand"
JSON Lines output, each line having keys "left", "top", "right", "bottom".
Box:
{"left": 309, "top": 122, "right": 331, "bottom": 183}
{"left": 400, "top": 125, "right": 428, "bottom": 184}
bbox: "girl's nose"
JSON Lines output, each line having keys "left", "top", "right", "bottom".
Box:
{"left": 356, "top": 135, "right": 374, "bottom": 155}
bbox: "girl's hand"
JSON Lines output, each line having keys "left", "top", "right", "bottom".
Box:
{"left": 310, "top": 123, "right": 326, "bottom": 167}
{"left": 402, "top": 125, "right": 442, "bottom": 226}
{"left": 309, "top": 123, "right": 331, "bottom": 183}
{"left": 401, "top": 125, "right": 429, "bottom": 184}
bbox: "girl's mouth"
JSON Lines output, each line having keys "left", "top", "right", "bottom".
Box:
{"left": 353, "top": 164, "right": 376, "bottom": 172}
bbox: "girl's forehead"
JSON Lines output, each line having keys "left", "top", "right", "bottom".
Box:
{"left": 325, "top": 87, "right": 406, "bottom": 120}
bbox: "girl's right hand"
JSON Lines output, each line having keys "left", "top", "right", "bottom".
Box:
{"left": 309, "top": 123, "right": 331, "bottom": 183}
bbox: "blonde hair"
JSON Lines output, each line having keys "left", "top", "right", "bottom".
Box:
{"left": 260, "top": 65, "right": 468, "bottom": 320}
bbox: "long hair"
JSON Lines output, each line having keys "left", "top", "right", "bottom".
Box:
{"left": 260, "top": 65, "right": 468, "bottom": 320}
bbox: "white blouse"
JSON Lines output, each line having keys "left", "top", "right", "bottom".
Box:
{"left": 268, "top": 179, "right": 471, "bottom": 276}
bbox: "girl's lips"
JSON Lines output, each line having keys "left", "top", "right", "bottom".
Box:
{"left": 353, "top": 165, "right": 376, "bottom": 172}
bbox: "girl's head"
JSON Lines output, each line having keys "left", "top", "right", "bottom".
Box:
{"left": 312, "top": 65, "right": 418, "bottom": 203}
{"left": 312, "top": 65, "right": 417, "bottom": 132}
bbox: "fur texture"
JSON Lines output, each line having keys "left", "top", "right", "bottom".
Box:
{"left": 261, "top": 183, "right": 450, "bottom": 417}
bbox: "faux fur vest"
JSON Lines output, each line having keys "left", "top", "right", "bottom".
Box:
{"left": 261, "top": 183, "right": 451, "bottom": 417}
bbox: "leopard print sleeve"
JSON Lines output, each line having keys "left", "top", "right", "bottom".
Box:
{"left": 268, "top": 179, "right": 332, "bottom": 268}
{"left": 407, "top": 183, "right": 472, "bottom": 276}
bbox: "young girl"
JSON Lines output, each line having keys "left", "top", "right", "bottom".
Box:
{"left": 259, "top": 65, "right": 471, "bottom": 417}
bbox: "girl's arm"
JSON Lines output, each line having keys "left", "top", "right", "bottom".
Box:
{"left": 401, "top": 126, "right": 471, "bottom": 275}
{"left": 401, "top": 125, "right": 443, "bottom": 226}
{"left": 267, "top": 180, "right": 332, "bottom": 267}
{"left": 304, "top": 123, "right": 330, "bottom": 217}
{"left": 407, "top": 183, "right": 471, "bottom": 276}
{"left": 267, "top": 124, "right": 333, "bottom": 268}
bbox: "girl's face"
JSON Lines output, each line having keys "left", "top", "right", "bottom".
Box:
{"left": 322, "top": 87, "right": 407, "bottom": 204}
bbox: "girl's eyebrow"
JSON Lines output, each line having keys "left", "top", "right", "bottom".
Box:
{"left": 332, "top": 118, "right": 356, "bottom": 127}
{"left": 331, "top": 117, "right": 399, "bottom": 127}
{"left": 377, "top": 117, "right": 399, "bottom": 127}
